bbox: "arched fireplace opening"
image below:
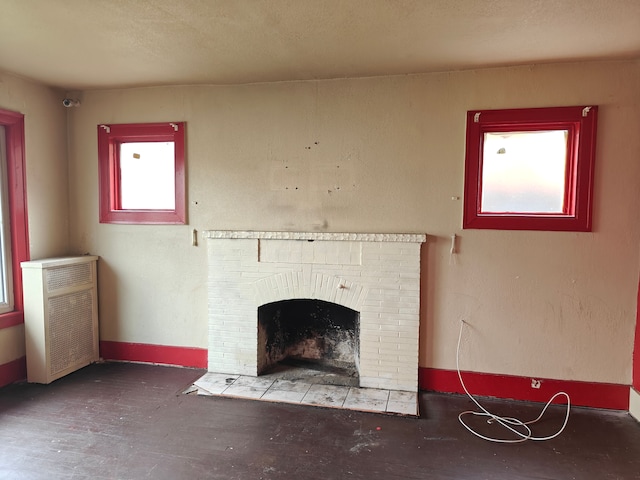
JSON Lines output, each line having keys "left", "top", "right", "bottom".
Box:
{"left": 258, "top": 299, "right": 360, "bottom": 386}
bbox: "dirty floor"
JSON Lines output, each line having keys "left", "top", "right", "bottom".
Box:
{"left": 1, "top": 362, "right": 639, "bottom": 480}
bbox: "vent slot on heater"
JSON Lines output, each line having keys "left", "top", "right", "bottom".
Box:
{"left": 46, "top": 262, "right": 92, "bottom": 291}
{"left": 22, "top": 256, "right": 99, "bottom": 384}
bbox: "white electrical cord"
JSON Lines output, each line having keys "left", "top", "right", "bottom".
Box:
{"left": 456, "top": 320, "right": 571, "bottom": 443}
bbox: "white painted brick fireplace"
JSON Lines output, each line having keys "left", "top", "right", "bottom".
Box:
{"left": 204, "top": 231, "right": 426, "bottom": 392}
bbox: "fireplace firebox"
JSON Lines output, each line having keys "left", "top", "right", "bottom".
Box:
{"left": 258, "top": 299, "right": 360, "bottom": 384}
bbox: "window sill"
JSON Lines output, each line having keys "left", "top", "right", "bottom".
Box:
{"left": 0, "top": 310, "right": 24, "bottom": 330}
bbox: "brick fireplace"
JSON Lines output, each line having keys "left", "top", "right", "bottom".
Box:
{"left": 204, "top": 231, "right": 426, "bottom": 392}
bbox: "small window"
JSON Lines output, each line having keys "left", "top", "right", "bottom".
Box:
{"left": 0, "top": 126, "right": 14, "bottom": 315}
{"left": 463, "top": 106, "right": 597, "bottom": 231}
{"left": 98, "top": 122, "right": 186, "bottom": 224}
{"left": 0, "top": 108, "right": 29, "bottom": 329}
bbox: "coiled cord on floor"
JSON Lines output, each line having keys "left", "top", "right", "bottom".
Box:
{"left": 456, "top": 320, "right": 571, "bottom": 443}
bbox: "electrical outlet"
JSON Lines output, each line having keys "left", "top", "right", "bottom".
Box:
{"left": 531, "top": 379, "right": 541, "bottom": 389}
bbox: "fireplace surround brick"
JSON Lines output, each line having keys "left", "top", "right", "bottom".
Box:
{"left": 205, "top": 231, "right": 426, "bottom": 392}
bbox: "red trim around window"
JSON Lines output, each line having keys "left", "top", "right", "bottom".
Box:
{"left": 634, "top": 276, "right": 640, "bottom": 390}
{"left": 98, "top": 122, "right": 186, "bottom": 224}
{"left": 463, "top": 106, "right": 598, "bottom": 231}
{"left": 0, "top": 108, "right": 30, "bottom": 329}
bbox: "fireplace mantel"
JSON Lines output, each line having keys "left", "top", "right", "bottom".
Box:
{"left": 202, "top": 230, "right": 426, "bottom": 243}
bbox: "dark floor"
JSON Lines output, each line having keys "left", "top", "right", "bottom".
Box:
{"left": 1, "top": 363, "right": 639, "bottom": 480}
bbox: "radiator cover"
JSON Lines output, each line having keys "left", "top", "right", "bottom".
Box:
{"left": 22, "top": 256, "right": 99, "bottom": 384}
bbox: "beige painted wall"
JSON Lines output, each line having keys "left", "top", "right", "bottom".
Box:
{"left": 0, "top": 71, "right": 70, "bottom": 364}
{"left": 68, "top": 60, "right": 640, "bottom": 385}
{"left": 631, "top": 388, "right": 640, "bottom": 422}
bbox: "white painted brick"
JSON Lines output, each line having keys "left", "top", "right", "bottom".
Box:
{"left": 358, "top": 269, "right": 387, "bottom": 279}
{"left": 359, "top": 348, "right": 384, "bottom": 360}
{"left": 372, "top": 367, "right": 403, "bottom": 378}
{"left": 374, "top": 316, "right": 402, "bottom": 327}
{"left": 376, "top": 323, "right": 405, "bottom": 333}
{"left": 399, "top": 282, "right": 421, "bottom": 292}
{"left": 375, "top": 353, "right": 407, "bottom": 364}
{"left": 365, "top": 370, "right": 395, "bottom": 380}
{"left": 359, "top": 363, "right": 378, "bottom": 374}
{"left": 359, "top": 338, "right": 382, "bottom": 350}
{"left": 206, "top": 233, "right": 423, "bottom": 388}
{"left": 399, "top": 306, "right": 420, "bottom": 315}
{"left": 359, "top": 350, "right": 380, "bottom": 360}
{"left": 377, "top": 345, "right": 404, "bottom": 355}
{"left": 359, "top": 326, "right": 382, "bottom": 337}
{"left": 363, "top": 289, "right": 385, "bottom": 301}
{"left": 397, "top": 354, "right": 419, "bottom": 365}
{"left": 395, "top": 336, "right": 419, "bottom": 346}
{"left": 396, "top": 371, "right": 417, "bottom": 382}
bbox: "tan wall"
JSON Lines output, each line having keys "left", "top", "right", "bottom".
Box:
{"left": 68, "top": 60, "right": 640, "bottom": 385}
{"left": 0, "top": 324, "right": 25, "bottom": 366}
{"left": 0, "top": 71, "right": 70, "bottom": 364}
{"left": 631, "top": 388, "right": 640, "bottom": 421}
{"left": 629, "top": 388, "right": 640, "bottom": 422}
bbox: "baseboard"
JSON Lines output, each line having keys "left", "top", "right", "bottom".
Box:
{"left": 95, "top": 346, "right": 631, "bottom": 410}
{"left": 99, "top": 341, "right": 207, "bottom": 369}
{"left": 419, "top": 367, "right": 629, "bottom": 410}
{"left": 630, "top": 388, "right": 640, "bottom": 422}
{"left": 0, "top": 356, "right": 26, "bottom": 387}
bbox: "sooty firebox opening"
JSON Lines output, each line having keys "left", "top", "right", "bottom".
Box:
{"left": 258, "top": 299, "right": 360, "bottom": 386}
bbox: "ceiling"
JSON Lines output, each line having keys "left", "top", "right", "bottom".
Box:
{"left": 1, "top": 0, "right": 639, "bottom": 91}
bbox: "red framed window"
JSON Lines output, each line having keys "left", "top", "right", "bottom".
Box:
{"left": 0, "top": 108, "right": 29, "bottom": 329}
{"left": 98, "top": 122, "right": 186, "bottom": 224}
{"left": 463, "top": 106, "right": 598, "bottom": 231}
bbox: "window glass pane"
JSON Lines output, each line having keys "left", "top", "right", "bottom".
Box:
{"left": 481, "top": 130, "right": 568, "bottom": 213}
{"left": 0, "top": 127, "right": 5, "bottom": 304}
{"left": 119, "top": 142, "right": 175, "bottom": 209}
{"left": 0, "top": 125, "right": 13, "bottom": 311}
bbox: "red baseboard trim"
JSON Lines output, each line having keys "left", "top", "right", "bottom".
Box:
{"left": 100, "top": 341, "right": 207, "bottom": 369}
{"left": 0, "top": 356, "right": 26, "bottom": 387}
{"left": 419, "top": 367, "right": 630, "bottom": 411}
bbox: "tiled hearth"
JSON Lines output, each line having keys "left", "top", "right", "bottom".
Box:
{"left": 185, "top": 371, "right": 418, "bottom": 416}
{"left": 203, "top": 230, "right": 426, "bottom": 414}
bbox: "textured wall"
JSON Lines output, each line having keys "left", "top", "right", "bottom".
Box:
{"left": 67, "top": 60, "right": 640, "bottom": 385}
{"left": 0, "top": 71, "right": 70, "bottom": 366}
